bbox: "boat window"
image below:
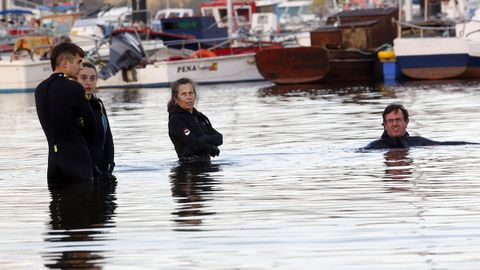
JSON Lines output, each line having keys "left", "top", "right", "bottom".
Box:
{"left": 287, "top": 6, "right": 301, "bottom": 16}
{"left": 236, "top": 7, "right": 251, "bottom": 23}
{"left": 169, "top": 12, "right": 180, "bottom": 18}
{"left": 203, "top": 8, "right": 214, "bottom": 17}
{"left": 300, "top": 5, "right": 313, "bottom": 15}
{"left": 219, "top": 8, "right": 227, "bottom": 22}
{"left": 163, "top": 20, "right": 199, "bottom": 30}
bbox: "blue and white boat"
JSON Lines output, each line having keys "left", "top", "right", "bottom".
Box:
{"left": 394, "top": 36, "right": 469, "bottom": 80}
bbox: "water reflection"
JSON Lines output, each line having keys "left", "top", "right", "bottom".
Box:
{"left": 43, "top": 181, "right": 117, "bottom": 269}
{"left": 383, "top": 149, "right": 414, "bottom": 192}
{"left": 169, "top": 164, "right": 221, "bottom": 230}
{"left": 257, "top": 83, "right": 388, "bottom": 103}
{"left": 108, "top": 88, "right": 143, "bottom": 109}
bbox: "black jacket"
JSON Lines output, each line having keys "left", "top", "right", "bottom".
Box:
{"left": 364, "top": 131, "right": 475, "bottom": 150}
{"left": 87, "top": 94, "right": 114, "bottom": 172}
{"left": 35, "top": 73, "right": 96, "bottom": 182}
{"left": 168, "top": 104, "right": 222, "bottom": 163}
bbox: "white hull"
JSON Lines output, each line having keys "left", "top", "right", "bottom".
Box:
{"left": 97, "top": 53, "right": 263, "bottom": 88}
{"left": 0, "top": 53, "right": 263, "bottom": 92}
{"left": 0, "top": 58, "right": 51, "bottom": 92}
{"left": 394, "top": 37, "right": 468, "bottom": 57}
{"left": 394, "top": 37, "right": 470, "bottom": 79}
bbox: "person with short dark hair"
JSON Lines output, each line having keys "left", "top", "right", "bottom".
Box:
{"left": 168, "top": 78, "right": 223, "bottom": 164}
{"left": 77, "top": 62, "right": 116, "bottom": 181}
{"left": 35, "top": 42, "right": 96, "bottom": 183}
{"left": 363, "top": 103, "right": 476, "bottom": 150}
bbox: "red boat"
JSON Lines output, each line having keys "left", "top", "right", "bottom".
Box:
{"left": 255, "top": 8, "right": 398, "bottom": 84}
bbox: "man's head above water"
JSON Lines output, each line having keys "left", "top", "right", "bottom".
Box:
{"left": 382, "top": 104, "right": 409, "bottom": 138}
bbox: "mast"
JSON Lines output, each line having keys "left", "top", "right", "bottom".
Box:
{"left": 227, "top": 0, "right": 233, "bottom": 38}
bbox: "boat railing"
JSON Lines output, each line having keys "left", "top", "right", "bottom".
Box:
{"left": 456, "top": 19, "right": 480, "bottom": 38}
{"left": 396, "top": 20, "right": 457, "bottom": 38}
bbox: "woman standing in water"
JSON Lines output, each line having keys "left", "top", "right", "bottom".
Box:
{"left": 77, "top": 62, "right": 116, "bottom": 180}
{"left": 168, "top": 78, "right": 223, "bottom": 164}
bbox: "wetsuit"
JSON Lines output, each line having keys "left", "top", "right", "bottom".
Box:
{"left": 35, "top": 73, "right": 96, "bottom": 183}
{"left": 87, "top": 94, "right": 115, "bottom": 177}
{"left": 168, "top": 104, "right": 223, "bottom": 163}
{"left": 364, "top": 131, "right": 476, "bottom": 150}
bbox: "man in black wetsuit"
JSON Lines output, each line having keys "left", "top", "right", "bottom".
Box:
{"left": 364, "top": 104, "right": 475, "bottom": 150}
{"left": 35, "top": 42, "right": 96, "bottom": 183}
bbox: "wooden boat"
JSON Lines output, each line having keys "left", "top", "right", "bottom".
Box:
{"left": 255, "top": 7, "right": 398, "bottom": 84}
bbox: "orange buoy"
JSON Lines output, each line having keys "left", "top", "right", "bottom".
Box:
{"left": 191, "top": 49, "right": 216, "bottom": 59}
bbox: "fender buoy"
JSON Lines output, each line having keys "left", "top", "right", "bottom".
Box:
{"left": 191, "top": 49, "right": 216, "bottom": 59}
{"left": 378, "top": 50, "right": 395, "bottom": 61}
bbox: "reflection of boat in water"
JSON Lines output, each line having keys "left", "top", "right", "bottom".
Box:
{"left": 255, "top": 7, "right": 398, "bottom": 85}
{"left": 258, "top": 81, "right": 380, "bottom": 98}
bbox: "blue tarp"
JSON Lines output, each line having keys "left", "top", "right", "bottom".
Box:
{"left": 0, "top": 9, "right": 34, "bottom": 15}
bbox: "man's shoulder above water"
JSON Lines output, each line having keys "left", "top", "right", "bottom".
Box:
{"left": 363, "top": 132, "right": 476, "bottom": 150}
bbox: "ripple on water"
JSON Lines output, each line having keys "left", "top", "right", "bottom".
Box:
{"left": 2, "top": 81, "right": 480, "bottom": 269}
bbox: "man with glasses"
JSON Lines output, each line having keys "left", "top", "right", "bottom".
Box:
{"left": 363, "top": 103, "right": 475, "bottom": 150}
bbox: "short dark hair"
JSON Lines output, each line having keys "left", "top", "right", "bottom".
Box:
{"left": 383, "top": 103, "right": 409, "bottom": 123}
{"left": 81, "top": 62, "right": 97, "bottom": 73}
{"left": 50, "top": 42, "right": 85, "bottom": 71}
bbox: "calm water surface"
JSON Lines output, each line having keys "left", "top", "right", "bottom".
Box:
{"left": 2, "top": 80, "right": 480, "bottom": 269}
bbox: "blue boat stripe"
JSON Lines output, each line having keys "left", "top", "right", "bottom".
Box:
{"left": 397, "top": 54, "right": 469, "bottom": 69}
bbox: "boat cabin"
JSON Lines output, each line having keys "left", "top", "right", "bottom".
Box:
{"left": 200, "top": 0, "right": 257, "bottom": 31}
{"left": 313, "top": 7, "right": 398, "bottom": 49}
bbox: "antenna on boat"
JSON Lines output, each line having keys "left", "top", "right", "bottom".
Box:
{"left": 227, "top": 0, "right": 233, "bottom": 38}
{"left": 398, "top": 0, "right": 402, "bottom": 38}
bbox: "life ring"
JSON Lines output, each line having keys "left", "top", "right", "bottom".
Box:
{"left": 191, "top": 49, "right": 216, "bottom": 59}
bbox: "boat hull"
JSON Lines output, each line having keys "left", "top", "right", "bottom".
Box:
{"left": 0, "top": 53, "right": 262, "bottom": 92}
{"left": 394, "top": 38, "right": 469, "bottom": 80}
{"left": 255, "top": 47, "right": 329, "bottom": 84}
{"left": 0, "top": 58, "right": 51, "bottom": 93}
{"left": 255, "top": 46, "right": 377, "bottom": 84}
{"left": 97, "top": 53, "right": 263, "bottom": 88}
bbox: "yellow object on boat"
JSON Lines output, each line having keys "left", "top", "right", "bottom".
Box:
{"left": 378, "top": 50, "right": 395, "bottom": 61}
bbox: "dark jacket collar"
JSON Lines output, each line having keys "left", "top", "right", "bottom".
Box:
{"left": 380, "top": 131, "right": 410, "bottom": 148}
{"left": 169, "top": 104, "right": 201, "bottom": 117}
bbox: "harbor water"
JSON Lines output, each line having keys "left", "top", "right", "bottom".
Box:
{"left": 2, "top": 80, "right": 480, "bottom": 269}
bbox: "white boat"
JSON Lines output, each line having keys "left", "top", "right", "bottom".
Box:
{"left": 394, "top": 37, "right": 470, "bottom": 80}
{"left": 456, "top": 9, "right": 480, "bottom": 78}
{"left": 97, "top": 52, "right": 261, "bottom": 89}
{"left": 0, "top": 57, "right": 51, "bottom": 92}
{"left": 0, "top": 33, "right": 265, "bottom": 92}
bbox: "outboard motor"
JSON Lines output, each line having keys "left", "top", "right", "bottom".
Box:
{"left": 99, "top": 32, "right": 146, "bottom": 81}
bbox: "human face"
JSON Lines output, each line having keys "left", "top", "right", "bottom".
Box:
{"left": 64, "top": 54, "right": 83, "bottom": 79}
{"left": 78, "top": 66, "right": 97, "bottom": 96}
{"left": 384, "top": 109, "right": 408, "bottom": 138}
{"left": 175, "top": 83, "right": 196, "bottom": 113}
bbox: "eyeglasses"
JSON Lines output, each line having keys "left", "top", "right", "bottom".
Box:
{"left": 385, "top": 118, "right": 405, "bottom": 124}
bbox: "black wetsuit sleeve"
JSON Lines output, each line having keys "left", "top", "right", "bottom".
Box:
{"left": 169, "top": 115, "right": 214, "bottom": 155}
{"left": 199, "top": 115, "right": 223, "bottom": 146}
{"left": 102, "top": 103, "right": 115, "bottom": 165}
{"left": 438, "top": 141, "right": 480, "bottom": 145}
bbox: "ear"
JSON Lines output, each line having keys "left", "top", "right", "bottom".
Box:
{"left": 60, "top": 58, "right": 68, "bottom": 68}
